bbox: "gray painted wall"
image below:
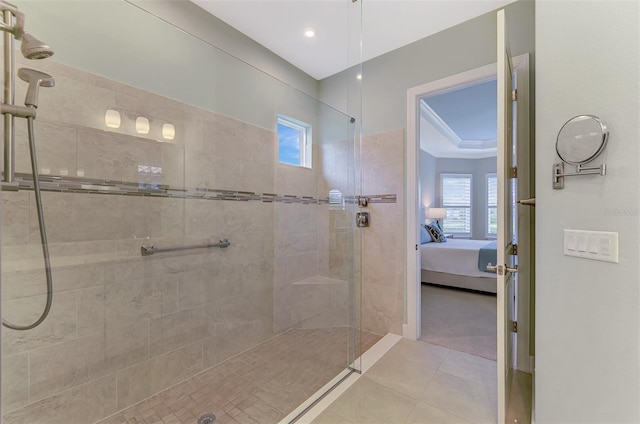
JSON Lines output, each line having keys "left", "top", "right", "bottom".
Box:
{"left": 128, "top": 0, "right": 319, "bottom": 98}
{"left": 419, "top": 150, "right": 437, "bottom": 210}
{"left": 318, "top": 0, "right": 535, "bottom": 137}
{"left": 535, "top": 1, "right": 639, "bottom": 422}
{"left": 14, "top": 0, "right": 326, "bottom": 131}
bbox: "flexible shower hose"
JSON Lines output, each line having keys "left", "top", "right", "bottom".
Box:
{"left": 2, "top": 115, "right": 53, "bottom": 330}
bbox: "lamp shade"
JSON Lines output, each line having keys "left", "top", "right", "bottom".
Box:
{"left": 426, "top": 207, "right": 447, "bottom": 219}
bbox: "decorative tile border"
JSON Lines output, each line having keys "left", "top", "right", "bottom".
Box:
{"left": 2, "top": 174, "right": 397, "bottom": 205}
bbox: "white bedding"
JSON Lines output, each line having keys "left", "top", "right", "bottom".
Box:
{"left": 420, "top": 239, "right": 496, "bottom": 278}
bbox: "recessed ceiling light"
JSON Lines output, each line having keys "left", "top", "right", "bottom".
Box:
{"left": 356, "top": 73, "right": 362, "bottom": 80}
{"left": 304, "top": 28, "right": 316, "bottom": 38}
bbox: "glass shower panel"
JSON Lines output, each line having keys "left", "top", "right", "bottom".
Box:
{"left": 0, "top": 1, "right": 363, "bottom": 423}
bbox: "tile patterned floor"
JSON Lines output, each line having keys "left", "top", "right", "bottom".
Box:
{"left": 98, "top": 328, "right": 381, "bottom": 424}
{"left": 312, "top": 338, "right": 532, "bottom": 424}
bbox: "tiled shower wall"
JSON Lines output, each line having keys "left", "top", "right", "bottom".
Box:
{"left": 1, "top": 58, "right": 351, "bottom": 423}
{"left": 360, "top": 130, "right": 405, "bottom": 336}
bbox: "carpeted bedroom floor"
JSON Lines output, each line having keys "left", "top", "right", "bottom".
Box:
{"left": 420, "top": 283, "right": 497, "bottom": 361}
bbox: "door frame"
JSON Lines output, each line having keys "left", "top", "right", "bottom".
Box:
{"left": 404, "top": 54, "right": 531, "bottom": 373}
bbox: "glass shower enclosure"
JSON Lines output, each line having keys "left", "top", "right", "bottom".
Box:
{"left": 0, "top": 1, "right": 365, "bottom": 423}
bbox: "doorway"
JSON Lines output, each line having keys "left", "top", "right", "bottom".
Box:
{"left": 405, "top": 55, "right": 533, "bottom": 421}
{"left": 417, "top": 76, "right": 499, "bottom": 359}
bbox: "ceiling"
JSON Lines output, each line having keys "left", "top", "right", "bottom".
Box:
{"left": 191, "top": 0, "right": 516, "bottom": 80}
{"left": 420, "top": 79, "right": 498, "bottom": 159}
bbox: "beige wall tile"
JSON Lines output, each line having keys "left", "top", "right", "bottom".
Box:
{"left": 1, "top": 192, "right": 30, "bottom": 246}
{"left": 105, "top": 273, "right": 178, "bottom": 329}
{"left": 177, "top": 264, "right": 243, "bottom": 311}
{"left": 362, "top": 281, "right": 402, "bottom": 335}
{"left": 149, "top": 307, "right": 212, "bottom": 356}
{"left": 2, "top": 375, "right": 117, "bottom": 424}
{"left": 76, "top": 129, "right": 161, "bottom": 182}
{"left": 184, "top": 198, "right": 225, "bottom": 237}
{"left": 358, "top": 130, "right": 405, "bottom": 336}
{"left": 275, "top": 203, "right": 317, "bottom": 233}
{"left": 1, "top": 353, "right": 29, "bottom": 414}
{"left": 160, "top": 143, "right": 185, "bottom": 188}
{"left": 115, "top": 236, "right": 200, "bottom": 280}
{"left": 104, "top": 321, "right": 150, "bottom": 369}
{"left": 116, "top": 342, "right": 203, "bottom": 410}
{"left": 276, "top": 164, "right": 317, "bottom": 197}
{"left": 27, "top": 74, "right": 117, "bottom": 131}
{"left": 29, "top": 322, "right": 149, "bottom": 402}
{"left": 222, "top": 201, "right": 272, "bottom": 234}
{"left": 1, "top": 291, "right": 76, "bottom": 356}
{"left": 29, "top": 192, "right": 163, "bottom": 243}
{"left": 13, "top": 121, "right": 77, "bottom": 177}
{"left": 2, "top": 239, "right": 115, "bottom": 273}
{"left": 2, "top": 241, "right": 115, "bottom": 301}
{"left": 156, "top": 196, "right": 185, "bottom": 238}
{"left": 77, "top": 285, "right": 105, "bottom": 336}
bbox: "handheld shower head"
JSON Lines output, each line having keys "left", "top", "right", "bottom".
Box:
{"left": 18, "top": 67, "right": 54, "bottom": 108}
{"left": 20, "top": 33, "right": 53, "bottom": 60}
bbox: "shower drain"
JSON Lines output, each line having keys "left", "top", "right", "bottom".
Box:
{"left": 198, "top": 413, "right": 216, "bottom": 424}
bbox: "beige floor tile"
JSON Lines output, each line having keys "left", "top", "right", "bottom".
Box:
{"left": 439, "top": 349, "right": 497, "bottom": 388}
{"left": 321, "top": 377, "right": 417, "bottom": 424}
{"left": 311, "top": 409, "right": 353, "bottom": 424}
{"left": 382, "top": 338, "right": 449, "bottom": 370}
{"left": 420, "top": 371, "right": 496, "bottom": 424}
{"left": 404, "top": 401, "right": 472, "bottom": 424}
{"left": 364, "top": 353, "right": 438, "bottom": 399}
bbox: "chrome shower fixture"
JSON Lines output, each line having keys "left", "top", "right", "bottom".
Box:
{"left": 0, "top": 0, "right": 24, "bottom": 38}
{"left": 21, "top": 32, "right": 54, "bottom": 60}
{"left": 18, "top": 67, "right": 55, "bottom": 108}
{"left": 0, "top": 1, "right": 53, "bottom": 60}
{"left": 1, "top": 0, "right": 55, "bottom": 331}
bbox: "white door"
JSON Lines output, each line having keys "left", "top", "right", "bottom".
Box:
{"left": 496, "top": 8, "right": 517, "bottom": 423}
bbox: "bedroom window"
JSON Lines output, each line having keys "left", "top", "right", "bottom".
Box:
{"left": 487, "top": 174, "right": 498, "bottom": 237}
{"left": 440, "top": 174, "right": 472, "bottom": 236}
{"left": 278, "top": 114, "right": 312, "bottom": 168}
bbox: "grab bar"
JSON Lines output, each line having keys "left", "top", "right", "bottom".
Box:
{"left": 141, "top": 239, "right": 230, "bottom": 256}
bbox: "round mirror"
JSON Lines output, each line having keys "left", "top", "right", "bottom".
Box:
{"left": 556, "top": 115, "right": 608, "bottom": 165}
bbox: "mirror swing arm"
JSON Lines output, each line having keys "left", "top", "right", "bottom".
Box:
{"left": 552, "top": 115, "right": 609, "bottom": 190}
{"left": 552, "top": 162, "right": 606, "bottom": 190}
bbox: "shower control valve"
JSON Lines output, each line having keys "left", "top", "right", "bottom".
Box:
{"left": 356, "top": 211, "right": 370, "bottom": 228}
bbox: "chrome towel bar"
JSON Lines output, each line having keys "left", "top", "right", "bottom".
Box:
{"left": 141, "top": 239, "right": 230, "bottom": 256}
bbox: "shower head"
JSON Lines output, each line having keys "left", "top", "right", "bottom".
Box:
{"left": 17, "top": 67, "right": 54, "bottom": 108}
{"left": 20, "top": 33, "right": 54, "bottom": 60}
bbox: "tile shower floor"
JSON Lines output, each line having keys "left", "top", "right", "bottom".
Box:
{"left": 98, "top": 328, "right": 381, "bottom": 424}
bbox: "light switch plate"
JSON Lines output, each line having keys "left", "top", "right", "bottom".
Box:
{"left": 563, "top": 229, "right": 618, "bottom": 263}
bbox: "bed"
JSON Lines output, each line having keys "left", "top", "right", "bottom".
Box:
{"left": 420, "top": 239, "right": 498, "bottom": 293}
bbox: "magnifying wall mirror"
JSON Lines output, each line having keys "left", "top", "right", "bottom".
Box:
{"left": 553, "top": 115, "right": 608, "bottom": 189}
